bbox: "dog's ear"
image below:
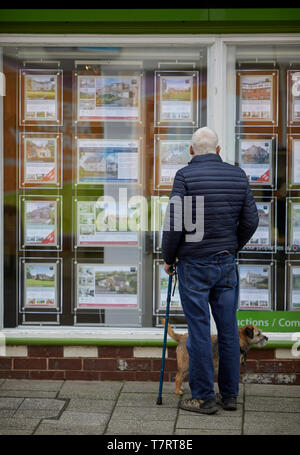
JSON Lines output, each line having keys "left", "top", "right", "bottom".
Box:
{"left": 245, "top": 326, "right": 254, "bottom": 339}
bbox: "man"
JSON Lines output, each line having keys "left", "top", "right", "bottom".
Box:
{"left": 162, "top": 127, "right": 259, "bottom": 415}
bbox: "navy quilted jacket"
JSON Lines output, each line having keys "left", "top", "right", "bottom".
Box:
{"left": 161, "top": 153, "right": 259, "bottom": 265}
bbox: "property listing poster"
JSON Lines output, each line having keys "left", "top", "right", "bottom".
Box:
{"left": 24, "top": 200, "right": 57, "bottom": 246}
{"left": 158, "top": 264, "right": 182, "bottom": 310}
{"left": 292, "top": 139, "right": 300, "bottom": 184}
{"left": 77, "top": 75, "right": 141, "bottom": 121}
{"left": 291, "top": 203, "right": 300, "bottom": 250}
{"left": 291, "top": 71, "right": 300, "bottom": 122}
{"left": 238, "top": 265, "right": 271, "bottom": 310}
{"left": 77, "top": 200, "right": 138, "bottom": 246}
{"left": 239, "top": 138, "right": 272, "bottom": 184}
{"left": 77, "top": 139, "right": 139, "bottom": 184}
{"left": 24, "top": 262, "right": 57, "bottom": 308}
{"left": 158, "top": 139, "right": 190, "bottom": 186}
{"left": 291, "top": 266, "right": 300, "bottom": 310}
{"left": 239, "top": 74, "right": 273, "bottom": 122}
{"left": 245, "top": 202, "right": 271, "bottom": 249}
{"left": 158, "top": 75, "right": 194, "bottom": 123}
{"left": 24, "top": 74, "right": 58, "bottom": 121}
{"left": 23, "top": 136, "right": 57, "bottom": 185}
{"left": 76, "top": 264, "right": 138, "bottom": 309}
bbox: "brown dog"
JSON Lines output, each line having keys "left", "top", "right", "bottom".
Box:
{"left": 161, "top": 318, "right": 268, "bottom": 395}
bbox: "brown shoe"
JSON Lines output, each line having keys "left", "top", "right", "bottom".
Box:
{"left": 178, "top": 397, "right": 218, "bottom": 414}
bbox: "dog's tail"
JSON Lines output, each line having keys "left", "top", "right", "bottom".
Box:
{"left": 160, "top": 317, "right": 184, "bottom": 343}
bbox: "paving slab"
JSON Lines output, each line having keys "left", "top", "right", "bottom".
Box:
{"left": 245, "top": 384, "right": 300, "bottom": 398}
{"left": 0, "top": 397, "right": 23, "bottom": 410}
{"left": 58, "top": 381, "right": 123, "bottom": 399}
{"left": 0, "top": 410, "right": 16, "bottom": 418}
{"left": 14, "top": 398, "right": 66, "bottom": 419}
{"left": 0, "top": 417, "right": 41, "bottom": 430}
{"left": 45, "top": 411, "right": 111, "bottom": 427}
{"left": 111, "top": 405, "right": 177, "bottom": 421}
{"left": 175, "top": 429, "right": 242, "bottom": 435}
{"left": 0, "top": 379, "right": 64, "bottom": 392}
{"left": 0, "top": 390, "right": 58, "bottom": 398}
{"left": 105, "top": 420, "right": 174, "bottom": 435}
{"left": 178, "top": 403, "right": 243, "bottom": 417}
{"left": 34, "top": 423, "right": 107, "bottom": 435}
{"left": 117, "top": 392, "right": 180, "bottom": 408}
{"left": 122, "top": 381, "right": 175, "bottom": 394}
{"left": 66, "top": 398, "right": 116, "bottom": 414}
{"left": 245, "top": 396, "right": 300, "bottom": 413}
{"left": 176, "top": 414, "right": 242, "bottom": 430}
{"left": 0, "top": 429, "right": 34, "bottom": 435}
{"left": 243, "top": 411, "right": 300, "bottom": 435}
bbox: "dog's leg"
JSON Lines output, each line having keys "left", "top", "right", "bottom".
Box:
{"left": 175, "top": 371, "right": 184, "bottom": 395}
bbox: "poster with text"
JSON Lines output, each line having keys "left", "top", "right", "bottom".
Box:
{"left": 238, "top": 138, "right": 272, "bottom": 185}
{"left": 158, "top": 263, "right": 182, "bottom": 310}
{"left": 157, "top": 139, "right": 190, "bottom": 188}
{"left": 77, "top": 75, "right": 141, "bottom": 122}
{"left": 24, "top": 74, "right": 58, "bottom": 122}
{"left": 290, "top": 202, "right": 300, "bottom": 251}
{"left": 24, "top": 200, "right": 57, "bottom": 247}
{"left": 291, "top": 266, "right": 300, "bottom": 310}
{"left": 76, "top": 264, "right": 138, "bottom": 309}
{"left": 238, "top": 265, "right": 271, "bottom": 310}
{"left": 239, "top": 74, "right": 274, "bottom": 123}
{"left": 77, "top": 139, "right": 139, "bottom": 184}
{"left": 24, "top": 262, "right": 57, "bottom": 308}
{"left": 292, "top": 138, "right": 300, "bottom": 185}
{"left": 245, "top": 202, "right": 271, "bottom": 250}
{"left": 77, "top": 200, "right": 138, "bottom": 246}
{"left": 289, "top": 71, "right": 300, "bottom": 124}
{"left": 23, "top": 136, "right": 58, "bottom": 185}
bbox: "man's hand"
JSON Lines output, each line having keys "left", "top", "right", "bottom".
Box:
{"left": 163, "top": 262, "right": 175, "bottom": 275}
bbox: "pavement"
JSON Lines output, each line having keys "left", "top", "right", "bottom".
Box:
{"left": 0, "top": 379, "right": 299, "bottom": 435}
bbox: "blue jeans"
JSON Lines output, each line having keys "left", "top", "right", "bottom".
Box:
{"left": 177, "top": 251, "right": 240, "bottom": 401}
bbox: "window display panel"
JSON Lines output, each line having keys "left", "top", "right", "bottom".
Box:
{"left": 243, "top": 198, "right": 276, "bottom": 252}
{"left": 74, "top": 262, "right": 139, "bottom": 310}
{"left": 153, "top": 135, "right": 191, "bottom": 190}
{"left": 154, "top": 71, "right": 199, "bottom": 127}
{"left": 75, "top": 136, "right": 140, "bottom": 186}
{"left": 74, "top": 196, "right": 139, "bottom": 248}
{"left": 287, "top": 70, "right": 300, "bottom": 126}
{"left": 19, "top": 132, "right": 62, "bottom": 188}
{"left": 286, "top": 262, "right": 300, "bottom": 311}
{"left": 19, "top": 258, "right": 62, "bottom": 313}
{"left": 154, "top": 260, "right": 182, "bottom": 315}
{"left": 286, "top": 198, "right": 300, "bottom": 253}
{"left": 236, "top": 70, "right": 278, "bottom": 127}
{"left": 75, "top": 73, "right": 142, "bottom": 123}
{"left": 19, "top": 196, "right": 62, "bottom": 251}
{"left": 19, "top": 69, "right": 63, "bottom": 126}
{"left": 238, "top": 261, "right": 275, "bottom": 311}
{"left": 287, "top": 135, "right": 300, "bottom": 188}
{"left": 236, "top": 134, "right": 276, "bottom": 188}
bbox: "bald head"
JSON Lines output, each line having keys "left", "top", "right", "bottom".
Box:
{"left": 191, "top": 127, "right": 219, "bottom": 155}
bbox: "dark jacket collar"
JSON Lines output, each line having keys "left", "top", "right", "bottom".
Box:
{"left": 189, "top": 153, "right": 222, "bottom": 165}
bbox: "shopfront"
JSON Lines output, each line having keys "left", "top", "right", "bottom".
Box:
{"left": 0, "top": 9, "right": 299, "bottom": 382}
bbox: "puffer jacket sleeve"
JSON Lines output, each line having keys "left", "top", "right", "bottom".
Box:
{"left": 237, "top": 171, "right": 259, "bottom": 251}
{"left": 161, "top": 169, "right": 186, "bottom": 265}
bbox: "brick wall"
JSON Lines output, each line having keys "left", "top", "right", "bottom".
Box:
{"left": 0, "top": 345, "right": 299, "bottom": 384}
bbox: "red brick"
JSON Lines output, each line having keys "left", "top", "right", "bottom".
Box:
{"left": 257, "top": 360, "right": 295, "bottom": 373}
{"left": 152, "top": 358, "right": 177, "bottom": 372}
{"left": 28, "top": 345, "right": 64, "bottom": 358}
{"left": 14, "top": 358, "right": 47, "bottom": 370}
{"left": 241, "top": 360, "right": 258, "bottom": 373}
{"left": 84, "top": 358, "right": 117, "bottom": 371}
{"left": 65, "top": 371, "right": 100, "bottom": 381}
{"left": 48, "top": 358, "right": 82, "bottom": 371}
{"left": 293, "top": 374, "right": 300, "bottom": 385}
{"left": 98, "top": 346, "right": 134, "bottom": 358}
{"left": 29, "top": 370, "right": 65, "bottom": 380}
{"left": 101, "top": 371, "right": 137, "bottom": 381}
{"left": 294, "top": 360, "right": 300, "bottom": 373}
{"left": 0, "top": 358, "right": 12, "bottom": 370}
{"left": 0, "top": 370, "right": 29, "bottom": 379}
{"left": 135, "top": 371, "right": 168, "bottom": 381}
{"left": 167, "top": 347, "right": 177, "bottom": 359}
{"left": 247, "top": 349, "right": 275, "bottom": 360}
{"left": 116, "top": 358, "right": 152, "bottom": 371}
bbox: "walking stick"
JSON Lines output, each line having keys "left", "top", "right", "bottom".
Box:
{"left": 156, "top": 266, "right": 175, "bottom": 405}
